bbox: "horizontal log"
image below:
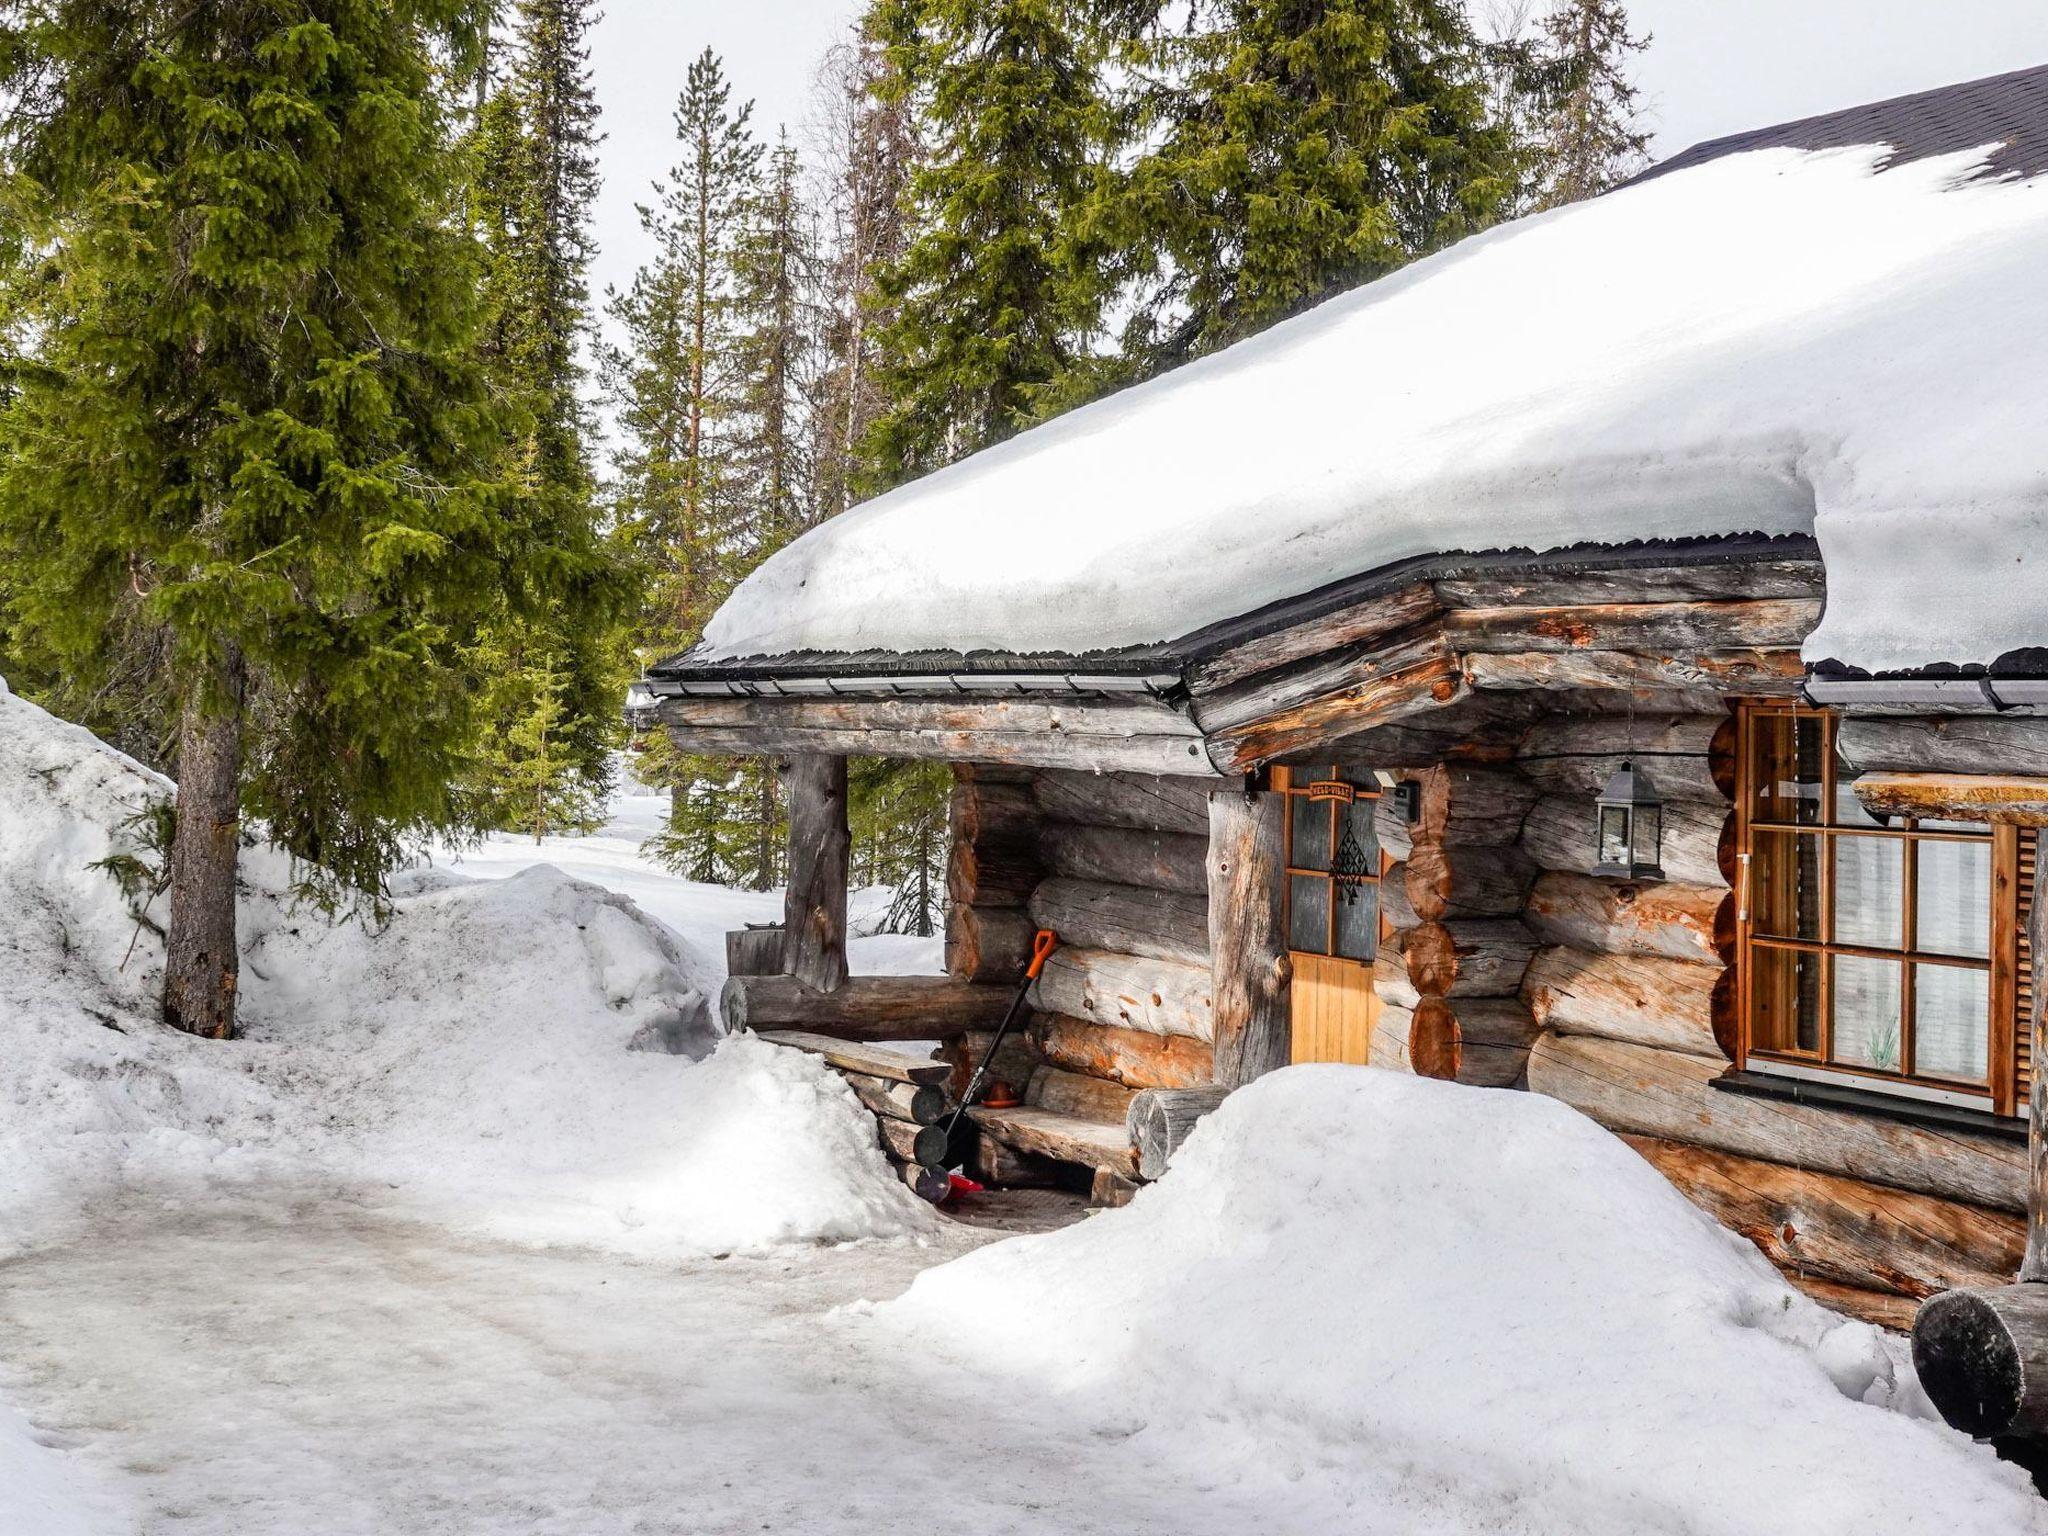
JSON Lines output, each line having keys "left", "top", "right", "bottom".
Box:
{"left": 1524, "top": 870, "right": 1732, "bottom": 965}
{"left": 1855, "top": 772, "right": 2048, "bottom": 828}
{"left": 1403, "top": 918, "right": 1537, "bottom": 998}
{"left": 970, "top": 1131, "right": 1063, "bottom": 1188}
{"left": 1431, "top": 557, "right": 1824, "bottom": 609}
{"left": 1443, "top": 599, "right": 1821, "bottom": 656}
{"left": 898, "top": 1161, "right": 953, "bottom": 1204}
{"left": 1190, "top": 582, "right": 1441, "bottom": 695}
{"left": 725, "top": 926, "right": 785, "bottom": 977}
{"left": 877, "top": 1115, "right": 951, "bottom": 1169}
{"left": 1521, "top": 946, "right": 1726, "bottom": 1058}
{"left": 1039, "top": 820, "right": 1209, "bottom": 897}
{"left": 1838, "top": 716, "right": 2048, "bottom": 778}
{"left": 724, "top": 975, "right": 1013, "bottom": 1038}
{"left": 1028, "top": 877, "right": 1209, "bottom": 964}
{"left": 1624, "top": 1135, "right": 2024, "bottom": 1301}
{"left": 1791, "top": 1276, "right": 1920, "bottom": 1333}
{"left": 1206, "top": 652, "right": 1468, "bottom": 772}
{"left": 950, "top": 772, "right": 1037, "bottom": 842}
{"left": 1192, "top": 628, "right": 1452, "bottom": 733}
{"left": 1525, "top": 1032, "right": 2027, "bottom": 1211}
{"left": 754, "top": 1030, "right": 953, "bottom": 1086}
{"left": 1412, "top": 764, "right": 1541, "bottom": 847}
{"left": 1516, "top": 713, "right": 1728, "bottom": 802}
{"left": 944, "top": 903, "right": 1036, "bottom": 981}
{"left": 968, "top": 1103, "right": 1139, "bottom": 1179}
{"left": 1028, "top": 768, "right": 1213, "bottom": 836}
{"left": 1915, "top": 1285, "right": 2048, "bottom": 1437}
{"left": 1404, "top": 843, "right": 1537, "bottom": 921}
{"left": 1520, "top": 793, "right": 1730, "bottom": 889}
{"left": 1129, "top": 1086, "right": 1232, "bottom": 1180}
{"left": 1027, "top": 1065, "right": 1141, "bottom": 1125}
{"left": 1318, "top": 689, "right": 1555, "bottom": 771}
{"left": 1408, "top": 997, "right": 1539, "bottom": 1087}
{"left": 842, "top": 1070, "right": 949, "bottom": 1126}
{"left": 1463, "top": 648, "right": 1805, "bottom": 695}
{"left": 1030, "top": 947, "right": 1213, "bottom": 1040}
{"left": 1028, "top": 1013, "right": 1215, "bottom": 1089}
{"left": 659, "top": 694, "right": 1218, "bottom": 776}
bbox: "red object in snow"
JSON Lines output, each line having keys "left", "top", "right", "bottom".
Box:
{"left": 946, "top": 1173, "right": 984, "bottom": 1199}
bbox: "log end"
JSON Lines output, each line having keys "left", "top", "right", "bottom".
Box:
{"left": 1912, "top": 1286, "right": 2043, "bottom": 1440}
{"left": 1409, "top": 998, "right": 1460, "bottom": 1081}
{"left": 719, "top": 975, "right": 750, "bottom": 1031}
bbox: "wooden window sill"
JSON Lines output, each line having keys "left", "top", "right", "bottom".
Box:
{"left": 1711, "top": 1068, "right": 2025, "bottom": 1143}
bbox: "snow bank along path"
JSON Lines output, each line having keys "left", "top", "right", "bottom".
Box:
{"left": 886, "top": 1068, "right": 2048, "bottom": 1536}
{"left": 706, "top": 145, "right": 2048, "bottom": 673}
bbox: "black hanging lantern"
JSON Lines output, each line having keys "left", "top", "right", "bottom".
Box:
{"left": 1593, "top": 761, "right": 1664, "bottom": 879}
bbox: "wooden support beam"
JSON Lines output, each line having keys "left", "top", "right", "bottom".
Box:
{"left": 1463, "top": 648, "right": 1804, "bottom": 695}
{"left": 781, "top": 754, "right": 849, "bottom": 994}
{"left": 1207, "top": 787, "right": 1290, "bottom": 1088}
{"left": 2024, "top": 827, "right": 2048, "bottom": 1283}
{"left": 1431, "top": 557, "right": 1823, "bottom": 609}
{"left": 1855, "top": 772, "right": 2048, "bottom": 828}
{"left": 722, "top": 973, "right": 1013, "bottom": 1038}
{"left": 1442, "top": 598, "right": 1821, "bottom": 655}
{"left": 754, "top": 1030, "right": 951, "bottom": 1087}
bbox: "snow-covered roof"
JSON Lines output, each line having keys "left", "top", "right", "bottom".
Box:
{"left": 685, "top": 72, "right": 2048, "bottom": 679}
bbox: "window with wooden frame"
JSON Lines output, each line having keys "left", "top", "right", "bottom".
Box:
{"left": 1735, "top": 701, "right": 2026, "bottom": 1116}
{"left": 1275, "top": 766, "right": 1388, "bottom": 963}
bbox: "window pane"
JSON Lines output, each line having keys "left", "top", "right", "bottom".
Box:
{"left": 1340, "top": 798, "right": 1379, "bottom": 874}
{"left": 1751, "top": 712, "right": 1826, "bottom": 826}
{"left": 1335, "top": 879, "right": 1379, "bottom": 961}
{"left": 1289, "top": 875, "right": 1331, "bottom": 954}
{"left": 1917, "top": 839, "right": 1990, "bottom": 958}
{"left": 1914, "top": 964, "right": 1989, "bottom": 1083}
{"left": 1833, "top": 834, "right": 1903, "bottom": 950}
{"left": 1290, "top": 795, "right": 1331, "bottom": 871}
{"left": 1833, "top": 954, "right": 1903, "bottom": 1072}
{"left": 1753, "top": 830, "right": 1824, "bottom": 942}
{"left": 1751, "top": 945, "right": 1822, "bottom": 1055}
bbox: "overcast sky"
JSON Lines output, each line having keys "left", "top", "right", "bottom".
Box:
{"left": 586, "top": 0, "right": 2048, "bottom": 324}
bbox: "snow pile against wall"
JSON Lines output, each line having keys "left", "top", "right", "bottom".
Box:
{"left": 0, "top": 680, "right": 932, "bottom": 1257}
{"left": 704, "top": 146, "right": 2048, "bottom": 674}
{"left": 883, "top": 1068, "right": 2048, "bottom": 1536}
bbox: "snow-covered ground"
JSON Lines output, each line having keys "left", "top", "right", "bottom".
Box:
{"left": 5, "top": 683, "right": 2046, "bottom": 1534}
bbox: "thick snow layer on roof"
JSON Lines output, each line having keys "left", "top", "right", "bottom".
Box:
{"left": 704, "top": 145, "right": 2048, "bottom": 673}
{"left": 883, "top": 1067, "right": 2048, "bottom": 1535}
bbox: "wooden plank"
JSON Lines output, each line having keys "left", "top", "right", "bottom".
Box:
{"left": 1526, "top": 1032, "right": 2027, "bottom": 1212}
{"left": 1030, "top": 947, "right": 1214, "bottom": 1041}
{"left": 1625, "top": 1134, "right": 2024, "bottom": 1300}
{"left": 1431, "top": 558, "right": 1824, "bottom": 609}
{"left": 723, "top": 974, "right": 1013, "bottom": 1037}
{"left": 1854, "top": 772, "right": 2048, "bottom": 828}
{"left": 1442, "top": 599, "right": 1821, "bottom": 655}
{"left": 968, "top": 1104, "right": 1139, "bottom": 1179}
{"left": 1028, "top": 1013, "right": 1214, "bottom": 1089}
{"left": 780, "top": 755, "right": 849, "bottom": 994}
{"left": 1463, "top": 648, "right": 1805, "bottom": 695}
{"left": 1522, "top": 946, "right": 1727, "bottom": 1058}
{"left": 1209, "top": 788, "right": 1291, "bottom": 1087}
{"left": 755, "top": 1030, "right": 952, "bottom": 1087}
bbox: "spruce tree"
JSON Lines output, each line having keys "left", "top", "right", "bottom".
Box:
{"left": 1106, "top": 0, "right": 1520, "bottom": 368}
{"left": 465, "top": 0, "right": 628, "bottom": 840}
{"left": 864, "top": 0, "right": 1110, "bottom": 484}
{"left": 736, "top": 135, "right": 818, "bottom": 549}
{"left": 0, "top": 0, "right": 609, "bottom": 1037}
{"left": 1530, "top": 0, "right": 1649, "bottom": 209}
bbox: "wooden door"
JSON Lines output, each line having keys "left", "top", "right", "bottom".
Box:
{"left": 1277, "top": 766, "right": 1389, "bottom": 1065}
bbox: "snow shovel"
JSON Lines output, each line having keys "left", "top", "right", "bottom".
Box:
{"left": 941, "top": 928, "right": 1059, "bottom": 1159}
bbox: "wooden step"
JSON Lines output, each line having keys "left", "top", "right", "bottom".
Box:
{"left": 968, "top": 1104, "right": 1139, "bottom": 1180}
{"left": 755, "top": 1030, "right": 951, "bottom": 1087}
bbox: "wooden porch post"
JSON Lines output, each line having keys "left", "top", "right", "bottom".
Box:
{"left": 2022, "top": 826, "right": 2048, "bottom": 1281}
{"left": 780, "top": 754, "right": 850, "bottom": 994}
{"left": 1208, "top": 782, "right": 1290, "bottom": 1088}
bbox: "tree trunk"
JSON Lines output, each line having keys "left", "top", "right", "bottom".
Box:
{"left": 162, "top": 650, "right": 246, "bottom": 1040}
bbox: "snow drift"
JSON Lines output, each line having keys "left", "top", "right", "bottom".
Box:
{"left": 704, "top": 145, "right": 2048, "bottom": 673}
{"left": 0, "top": 677, "right": 932, "bottom": 1258}
{"left": 883, "top": 1067, "right": 2048, "bottom": 1536}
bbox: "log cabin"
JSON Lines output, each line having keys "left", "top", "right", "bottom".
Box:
{"left": 650, "top": 67, "right": 2048, "bottom": 1447}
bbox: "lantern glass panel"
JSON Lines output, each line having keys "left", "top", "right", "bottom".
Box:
{"left": 1633, "top": 803, "right": 1661, "bottom": 870}
{"left": 1598, "top": 805, "right": 1633, "bottom": 868}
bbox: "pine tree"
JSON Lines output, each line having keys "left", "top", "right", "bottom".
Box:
{"left": 808, "top": 33, "right": 919, "bottom": 519}
{"left": 863, "top": 0, "right": 1111, "bottom": 485}
{"left": 1529, "top": 0, "right": 1649, "bottom": 209}
{"left": 464, "top": 0, "right": 627, "bottom": 840}
{"left": 1105, "top": 0, "right": 1521, "bottom": 368}
{"left": 736, "top": 135, "right": 818, "bottom": 548}
{"left": 0, "top": 0, "right": 620, "bottom": 1037}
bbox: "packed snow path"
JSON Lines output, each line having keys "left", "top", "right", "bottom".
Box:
{"left": 0, "top": 1195, "right": 1318, "bottom": 1536}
